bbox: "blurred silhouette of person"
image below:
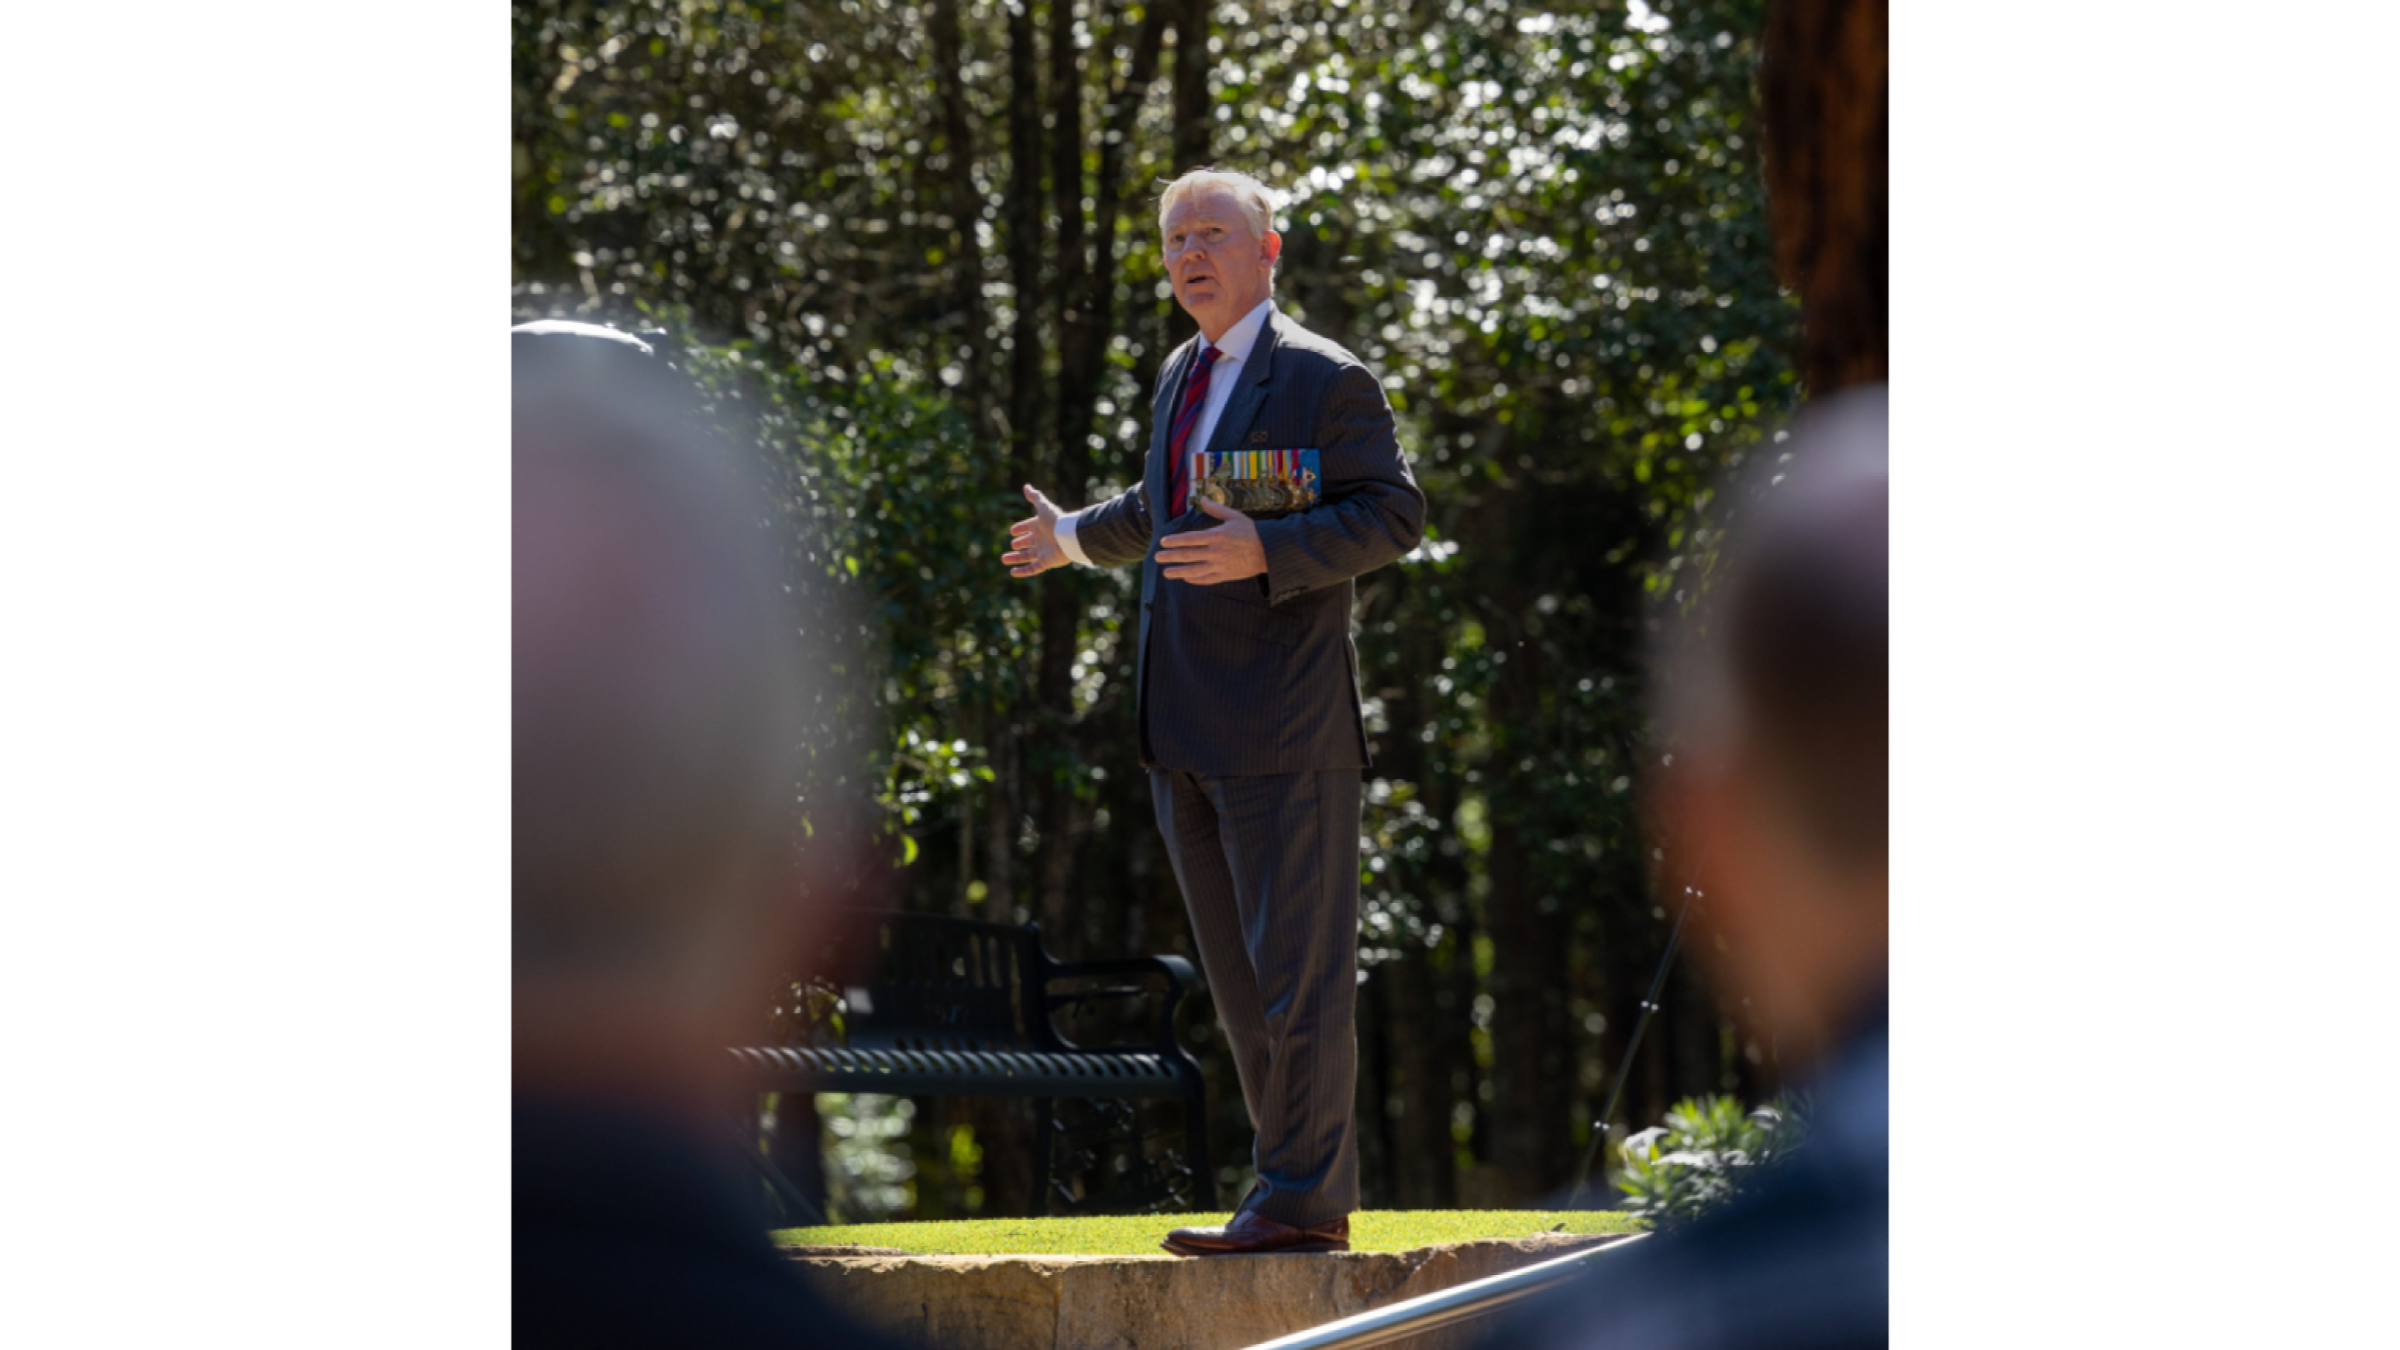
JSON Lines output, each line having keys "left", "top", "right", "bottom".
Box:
{"left": 512, "top": 322, "right": 909, "bottom": 1349}
{"left": 1499, "top": 386, "right": 1889, "bottom": 1350}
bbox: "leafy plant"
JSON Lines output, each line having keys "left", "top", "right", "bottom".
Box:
{"left": 1615, "top": 1093, "right": 1807, "bottom": 1225}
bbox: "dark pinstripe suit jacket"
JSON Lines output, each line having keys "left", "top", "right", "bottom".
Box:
{"left": 1075, "top": 306, "right": 1427, "bottom": 775}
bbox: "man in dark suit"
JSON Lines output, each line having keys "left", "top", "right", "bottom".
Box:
{"left": 514, "top": 324, "right": 911, "bottom": 1348}
{"left": 1003, "top": 169, "right": 1427, "bottom": 1257}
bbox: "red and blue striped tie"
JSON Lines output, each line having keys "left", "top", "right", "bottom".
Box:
{"left": 1166, "top": 345, "right": 1222, "bottom": 516}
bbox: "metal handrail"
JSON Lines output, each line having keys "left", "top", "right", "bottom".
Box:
{"left": 1235, "top": 1233, "right": 1648, "bottom": 1350}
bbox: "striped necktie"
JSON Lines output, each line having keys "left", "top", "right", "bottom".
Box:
{"left": 1166, "top": 345, "right": 1221, "bottom": 516}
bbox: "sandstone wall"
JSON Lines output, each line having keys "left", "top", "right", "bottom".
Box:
{"left": 793, "top": 1233, "right": 1631, "bottom": 1350}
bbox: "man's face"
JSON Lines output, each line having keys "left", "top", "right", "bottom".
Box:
{"left": 1162, "top": 187, "right": 1281, "bottom": 339}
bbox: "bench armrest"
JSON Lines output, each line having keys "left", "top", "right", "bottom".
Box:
{"left": 1041, "top": 953, "right": 1201, "bottom": 1054}
{"left": 1048, "top": 953, "right": 1199, "bottom": 992}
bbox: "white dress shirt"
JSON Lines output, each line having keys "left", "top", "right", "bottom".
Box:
{"left": 1055, "top": 297, "right": 1275, "bottom": 567}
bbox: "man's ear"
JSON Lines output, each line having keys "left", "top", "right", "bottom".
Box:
{"left": 1261, "top": 230, "right": 1283, "bottom": 267}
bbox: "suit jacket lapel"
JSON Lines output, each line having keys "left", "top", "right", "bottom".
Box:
{"left": 1202, "top": 307, "right": 1279, "bottom": 461}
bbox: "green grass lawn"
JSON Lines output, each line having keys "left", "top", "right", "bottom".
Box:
{"left": 774, "top": 1210, "right": 1644, "bottom": 1256}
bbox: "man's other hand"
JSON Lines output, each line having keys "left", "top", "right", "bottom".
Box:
{"left": 1159, "top": 498, "right": 1268, "bottom": 585}
{"left": 1005, "top": 484, "right": 1071, "bottom": 577}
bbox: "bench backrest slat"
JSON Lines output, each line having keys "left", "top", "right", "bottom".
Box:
{"left": 786, "top": 912, "right": 1057, "bottom": 1055}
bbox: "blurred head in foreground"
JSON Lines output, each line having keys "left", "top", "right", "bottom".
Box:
{"left": 513, "top": 323, "right": 820, "bottom": 1127}
{"left": 513, "top": 322, "right": 901, "bottom": 1349}
{"left": 1494, "top": 390, "right": 1888, "bottom": 1350}
{"left": 1653, "top": 387, "right": 1889, "bottom": 1070}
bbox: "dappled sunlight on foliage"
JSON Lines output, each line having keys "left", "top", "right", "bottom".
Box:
{"left": 515, "top": 0, "right": 1799, "bottom": 1215}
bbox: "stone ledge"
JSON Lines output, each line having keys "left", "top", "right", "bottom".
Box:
{"left": 793, "top": 1233, "right": 1632, "bottom": 1350}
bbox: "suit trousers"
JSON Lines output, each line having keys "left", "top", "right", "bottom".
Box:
{"left": 1150, "top": 766, "right": 1361, "bottom": 1226}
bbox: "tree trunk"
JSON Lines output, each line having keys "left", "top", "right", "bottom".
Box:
{"left": 1170, "top": 0, "right": 1212, "bottom": 175}
{"left": 1025, "top": 0, "right": 1088, "bottom": 949}
{"left": 1762, "top": 0, "right": 1888, "bottom": 395}
{"left": 954, "top": 776, "right": 978, "bottom": 917}
{"left": 926, "top": 0, "right": 993, "bottom": 443}
{"left": 984, "top": 725, "right": 1021, "bottom": 918}
{"left": 992, "top": 4, "right": 1045, "bottom": 935}
{"left": 1477, "top": 579, "right": 1577, "bottom": 1204}
{"left": 970, "top": 1096, "right": 1037, "bottom": 1217}
{"left": 1066, "top": 3, "right": 1166, "bottom": 486}
{"left": 1028, "top": 4, "right": 1170, "bottom": 937}
{"left": 1003, "top": 0, "right": 1045, "bottom": 479}
{"left": 1354, "top": 967, "right": 1393, "bottom": 1208}
{"left": 763, "top": 1090, "right": 828, "bottom": 1221}
{"left": 1037, "top": 789, "right": 1093, "bottom": 951}
{"left": 1387, "top": 941, "right": 1458, "bottom": 1207}
{"left": 1047, "top": 0, "right": 1089, "bottom": 457}
{"left": 1444, "top": 905, "right": 1488, "bottom": 1174}
{"left": 1354, "top": 602, "right": 1459, "bottom": 1208}
{"left": 1484, "top": 800, "right": 1571, "bottom": 1203}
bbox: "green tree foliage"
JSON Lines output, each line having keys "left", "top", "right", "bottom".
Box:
{"left": 514, "top": 0, "right": 1801, "bottom": 1214}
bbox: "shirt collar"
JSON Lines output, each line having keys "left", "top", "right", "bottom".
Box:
{"left": 1205, "top": 298, "right": 1275, "bottom": 366}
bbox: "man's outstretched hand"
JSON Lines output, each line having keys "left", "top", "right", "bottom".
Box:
{"left": 1159, "top": 498, "right": 1268, "bottom": 586}
{"left": 1004, "top": 484, "right": 1070, "bottom": 578}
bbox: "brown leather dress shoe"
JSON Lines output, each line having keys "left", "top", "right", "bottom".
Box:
{"left": 1160, "top": 1210, "right": 1351, "bottom": 1257}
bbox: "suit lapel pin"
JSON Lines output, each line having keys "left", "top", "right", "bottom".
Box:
{"left": 1251, "top": 431, "right": 1268, "bottom": 443}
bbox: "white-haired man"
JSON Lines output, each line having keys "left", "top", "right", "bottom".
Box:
{"left": 1003, "top": 168, "right": 1426, "bottom": 1256}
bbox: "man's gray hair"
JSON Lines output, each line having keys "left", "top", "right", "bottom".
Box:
{"left": 1158, "top": 168, "right": 1279, "bottom": 239}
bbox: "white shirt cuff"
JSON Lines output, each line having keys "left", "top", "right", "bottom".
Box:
{"left": 1054, "top": 508, "right": 1096, "bottom": 567}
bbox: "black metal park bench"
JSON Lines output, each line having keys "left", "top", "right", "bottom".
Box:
{"left": 731, "top": 910, "right": 1212, "bottom": 1217}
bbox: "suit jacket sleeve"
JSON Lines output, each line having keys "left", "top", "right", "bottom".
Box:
{"left": 1071, "top": 482, "right": 1153, "bottom": 569}
{"left": 1252, "top": 362, "right": 1428, "bottom": 603}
